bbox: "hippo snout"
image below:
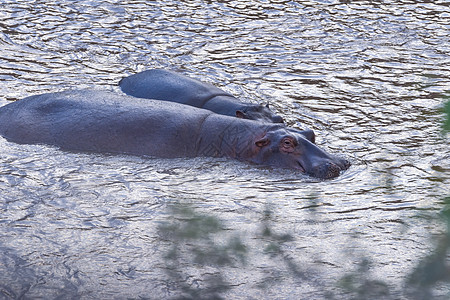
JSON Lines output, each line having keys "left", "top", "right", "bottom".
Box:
{"left": 311, "top": 159, "right": 350, "bottom": 179}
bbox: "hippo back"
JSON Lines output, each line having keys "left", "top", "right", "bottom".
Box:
{"left": 119, "top": 69, "right": 285, "bottom": 123}
{"left": 0, "top": 90, "right": 212, "bottom": 158}
{"left": 119, "top": 69, "right": 232, "bottom": 107}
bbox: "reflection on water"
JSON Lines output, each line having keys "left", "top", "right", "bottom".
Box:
{"left": 0, "top": 0, "right": 449, "bottom": 299}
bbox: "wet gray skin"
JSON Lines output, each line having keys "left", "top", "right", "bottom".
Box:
{"left": 204, "top": 121, "right": 350, "bottom": 179}
{"left": 251, "top": 127, "right": 350, "bottom": 179}
{"left": 0, "top": 90, "right": 349, "bottom": 179}
{"left": 119, "top": 69, "right": 284, "bottom": 123}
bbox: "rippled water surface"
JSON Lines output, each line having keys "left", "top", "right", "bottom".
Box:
{"left": 1, "top": 1, "right": 449, "bottom": 299}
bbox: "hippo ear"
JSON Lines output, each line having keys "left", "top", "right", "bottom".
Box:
{"left": 236, "top": 110, "right": 246, "bottom": 119}
{"left": 255, "top": 137, "right": 270, "bottom": 147}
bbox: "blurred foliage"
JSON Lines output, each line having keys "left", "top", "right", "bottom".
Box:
{"left": 443, "top": 99, "right": 450, "bottom": 132}
{"left": 158, "top": 203, "right": 247, "bottom": 299}
{"left": 338, "top": 258, "right": 390, "bottom": 299}
{"left": 158, "top": 202, "right": 326, "bottom": 299}
{"left": 261, "top": 206, "right": 294, "bottom": 256}
{"left": 159, "top": 196, "right": 450, "bottom": 300}
{"left": 159, "top": 204, "right": 247, "bottom": 266}
{"left": 405, "top": 196, "right": 450, "bottom": 299}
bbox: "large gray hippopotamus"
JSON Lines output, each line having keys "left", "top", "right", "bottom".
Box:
{"left": 119, "top": 69, "right": 284, "bottom": 123}
{"left": 0, "top": 90, "right": 349, "bottom": 179}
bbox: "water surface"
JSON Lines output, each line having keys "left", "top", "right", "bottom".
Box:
{"left": 0, "top": 1, "right": 449, "bottom": 299}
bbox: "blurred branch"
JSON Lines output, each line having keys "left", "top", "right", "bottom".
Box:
{"left": 158, "top": 203, "right": 247, "bottom": 299}
{"left": 406, "top": 196, "right": 450, "bottom": 299}
{"left": 443, "top": 99, "right": 450, "bottom": 133}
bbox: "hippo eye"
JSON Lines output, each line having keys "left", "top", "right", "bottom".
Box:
{"left": 280, "top": 137, "right": 296, "bottom": 153}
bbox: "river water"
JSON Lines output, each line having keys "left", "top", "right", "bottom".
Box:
{"left": 0, "top": 1, "right": 449, "bottom": 299}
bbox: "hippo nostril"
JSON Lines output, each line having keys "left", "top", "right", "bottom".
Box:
{"left": 327, "top": 163, "right": 342, "bottom": 178}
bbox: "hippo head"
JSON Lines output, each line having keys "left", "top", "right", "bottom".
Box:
{"left": 247, "top": 127, "right": 350, "bottom": 179}
{"left": 236, "top": 104, "right": 284, "bottom": 123}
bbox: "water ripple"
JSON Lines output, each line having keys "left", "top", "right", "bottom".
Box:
{"left": 0, "top": 0, "right": 449, "bottom": 298}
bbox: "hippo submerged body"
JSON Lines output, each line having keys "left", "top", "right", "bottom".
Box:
{"left": 0, "top": 90, "right": 349, "bottom": 179}
{"left": 119, "top": 69, "right": 284, "bottom": 123}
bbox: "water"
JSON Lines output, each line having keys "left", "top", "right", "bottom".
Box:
{"left": 0, "top": 0, "right": 449, "bottom": 299}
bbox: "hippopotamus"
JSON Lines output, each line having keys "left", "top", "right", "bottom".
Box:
{"left": 119, "top": 69, "right": 284, "bottom": 123}
{"left": 0, "top": 90, "right": 349, "bottom": 179}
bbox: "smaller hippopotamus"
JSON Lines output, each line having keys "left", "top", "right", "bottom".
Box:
{"left": 0, "top": 90, "right": 349, "bottom": 179}
{"left": 119, "top": 69, "right": 284, "bottom": 123}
